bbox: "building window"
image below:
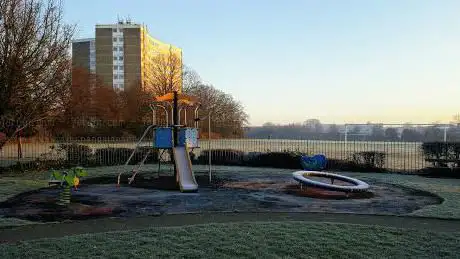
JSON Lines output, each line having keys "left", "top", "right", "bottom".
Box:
{"left": 118, "top": 37, "right": 123, "bottom": 42}
{"left": 113, "top": 65, "right": 118, "bottom": 70}
{"left": 113, "top": 56, "right": 117, "bottom": 61}
{"left": 119, "top": 83, "right": 124, "bottom": 89}
{"left": 113, "top": 47, "right": 117, "bottom": 51}
{"left": 118, "top": 56, "right": 123, "bottom": 61}
{"left": 114, "top": 75, "right": 118, "bottom": 79}
{"left": 113, "top": 37, "right": 117, "bottom": 42}
{"left": 119, "top": 74, "right": 124, "bottom": 79}
{"left": 119, "top": 65, "right": 124, "bottom": 70}
{"left": 119, "top": 46, "right": 123, "bottom": 51}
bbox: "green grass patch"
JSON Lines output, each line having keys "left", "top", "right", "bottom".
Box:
{"left": 1, "top": 221, "right": 459, "bottom": 259}
{"left": 346, "top": 172, "right": 460, "bottom": 219}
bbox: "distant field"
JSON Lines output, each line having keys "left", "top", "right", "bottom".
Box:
{"left": 0, "top": 139, "right": 428, "bottom": 171}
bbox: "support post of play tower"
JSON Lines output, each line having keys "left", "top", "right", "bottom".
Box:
{"left": 172, "top": 91, "right": 179, "bottom": 182}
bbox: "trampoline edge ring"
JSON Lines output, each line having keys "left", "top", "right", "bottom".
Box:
{"left": 292, "top": 171, "right": 370, "bottom": 193}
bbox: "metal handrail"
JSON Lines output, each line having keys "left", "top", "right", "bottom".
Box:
{"left": 194, "top": 105, "right": 201, "bottom": 128}
{"left": 154, "top": 104, "right": 169, "bottom": 126}
{"left": 117, "top": 124, "right": 156, "bottom": 186}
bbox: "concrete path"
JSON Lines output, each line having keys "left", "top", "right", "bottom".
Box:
{"left": 1, "top": 212, "right": 460, "bottom": 243}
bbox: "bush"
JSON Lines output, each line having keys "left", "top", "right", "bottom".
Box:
{"left": 421, "top": 142, "right": 460, "bottom": 162}
{"left": 351, "top": 151, "right": 386, "bottom": 169}
{"left": 419, "top": 166, "right": 460, "bottom": 178}
{"left": 326, "top": 158, "right": 385, "bottom": 173}
{"left": 0, "top": 159, "right": 69, "bottom": 173}
{"left": 58, "top": 144, "right": 93, "bottom": 166}
{"left": 244, "top": 152, "right": 303, "bottom": 169}
{"left": 197, "top": 149, "right": 245, "bottom": 165}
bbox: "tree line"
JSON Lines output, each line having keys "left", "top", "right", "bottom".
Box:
{"left": 246, "top": 119, "right": 460, "bottom": 142}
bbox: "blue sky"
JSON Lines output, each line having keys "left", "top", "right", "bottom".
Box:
{"left": 64, "top": 0, "right": 460, "bottom": 126}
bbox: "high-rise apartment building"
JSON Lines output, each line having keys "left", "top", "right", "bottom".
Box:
{"left": 72, "top": 20, "right": 182, "bottom": 92}
{"left": 72, "top": 38, "right": 96, "bottom": 74}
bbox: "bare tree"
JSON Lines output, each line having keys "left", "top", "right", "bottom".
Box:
{"left": 147, "top": 46, "right": 182, "bottom": 96}
{"left": 0, "top": 0, "right": 74, "bottom": 149}
{"left": 185, "top": 83, "right": 248, "bottom": 138}
{"left": 182, "top": 65, "right": 202, "bottom": 92}
{"left": 119, "top": 80, "right": 152, "bottom": 123}
{"left": 66, "top": 67, "right": 94, "bottom": 122}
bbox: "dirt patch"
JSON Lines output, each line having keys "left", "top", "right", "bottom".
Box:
{"left": 0, "top": 172, "right": 442, "bottom": 223}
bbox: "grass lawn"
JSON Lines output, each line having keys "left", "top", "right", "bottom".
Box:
{"left": 1, "top": 166, "right": 459, "bottom": 258}
{"left": 1, "top": 221, "right": 459, "bottom": 259}
{"left": 351, "top": 172, "right": 460, "bottom": 219}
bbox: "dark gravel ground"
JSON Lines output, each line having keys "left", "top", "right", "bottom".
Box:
{"left": 0, "top": 170, "right": 442, "bottom": 222}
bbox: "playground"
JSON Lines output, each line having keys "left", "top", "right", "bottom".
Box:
{"left": 0, "top": 92, "right": 444, "bottom": 222}
{"left": 1, "top": 91, "right": 460, "bottom": 258}
{"left": 0, "top": 166, "right": 443, "bottom": 222}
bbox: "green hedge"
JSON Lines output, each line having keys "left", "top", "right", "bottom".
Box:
{"left": 1, "top": 145, "right": 392, "bottom": 174}
{"left": 351, "top": 151, "right": 386, "bottom": 169}
{"left": 197, "top": 149, "right": 245, "bottom": 166}
{"left": 195, "top": 149, "right": 389, "bottom": 172}
{"left": 421, "top": 142, "right": 460, "bottom": 161}
{"left": 244, "top": 152, "right": 303, "bottom": 169}
{"left": 420, "top": 142, "right": 460, "bottom": 177}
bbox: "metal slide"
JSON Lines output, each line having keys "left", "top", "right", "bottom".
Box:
{"left": 173, "top": 146, "right": 198, "bottom": 192}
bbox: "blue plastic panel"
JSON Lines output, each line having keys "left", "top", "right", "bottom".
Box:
{"left": 178, "top": 128, "right": 198, "bottom": 148}
{"left": 154, "top": 127, "right": 173, "bottom": 148}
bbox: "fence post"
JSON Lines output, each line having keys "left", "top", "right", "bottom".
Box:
{"left": 344, "top": 125, "right": 348, "bottom": 143}
{"left": 443, "top": 127, "right": 447, "bottom": 142}
{"left": 208, "top": 112, "right": 212, "bottom": 183}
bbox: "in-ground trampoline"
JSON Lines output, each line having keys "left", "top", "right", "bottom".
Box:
{"left": 292, "top": 171, "right": 370, "bottom": 193}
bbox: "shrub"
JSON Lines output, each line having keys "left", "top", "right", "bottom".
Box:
{"left": 351, "top": 151, "right": 386, "bottom": 169}
{"left": 419, "top": 167, "right": 460, "bottom": 178}
{"left": 326, "top": 158, "right": 385, "bottom": 173}
{"left": 421, "top": 142, "right": 460, "bottom": 161}
{"left": 1, "top": 159, "right": 69, "bottom": 173}
{"left": 244, "top": 152, "right": 302, "bottom": 169}
{"left": 197, "top": 149, "right": 245, "bottom": 165}
{"left": 58, "top": 144, "right": 93, "bottom": 166}
{"left": 421, "top": 142, "right": 450, "bottom": 160}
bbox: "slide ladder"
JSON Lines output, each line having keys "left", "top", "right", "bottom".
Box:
{"left": 173, "top": 146, "right": 198, "bottom": 192}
